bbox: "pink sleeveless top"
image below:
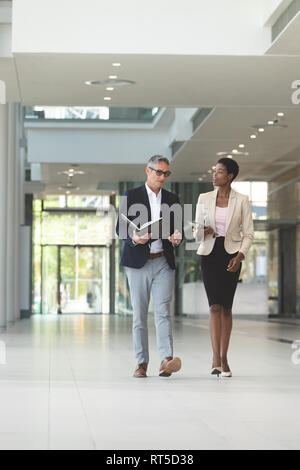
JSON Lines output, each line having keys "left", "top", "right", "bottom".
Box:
{"left": 215, "top": 206, "right": 228, "bottom": 237}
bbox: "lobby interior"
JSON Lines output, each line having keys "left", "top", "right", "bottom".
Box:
{"left": 0, "top": 0, "right": 300, "bottom": 450}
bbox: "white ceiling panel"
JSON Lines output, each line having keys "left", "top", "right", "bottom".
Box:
{"left": 14, "top": 53, "right": 300, "bottom": 107}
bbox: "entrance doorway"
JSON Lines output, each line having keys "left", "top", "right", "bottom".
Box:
{"left": 41, "top": 245, "right": 110, "bottom": 314}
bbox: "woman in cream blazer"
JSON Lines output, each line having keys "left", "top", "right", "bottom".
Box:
{"left": 194, "top": 158, "right": 254, "bottom": 378}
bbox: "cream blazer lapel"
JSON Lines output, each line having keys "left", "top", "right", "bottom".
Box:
{"left": 225, "top": 189, "right": 237, "bottom": 233}
{"left": 195, "top": 189, "right": 217, "bottom": 255}
{"left": 206, "top": 188, "right": 218, "bottom": 231}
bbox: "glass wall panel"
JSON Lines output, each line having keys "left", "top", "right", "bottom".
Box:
{"left": 115, "top": 182, "right": 145, "bottom": 315}
{"left": 60, "top": 246, "right": 76, "bottom": 313}
{"left": 267, "top": 229, "right": 279, "bottom": 314}
{"left": 67, "top": 195, "right": 110, "bottom": 209}
{"left": 41, "top": 246, "right": 58, "bottom": 314}
{"left": 59, "top": 247, "right": 109, "bottom": 314}
{"left": 41, "top": 212, "right": 112, "bottom": 246}
{"left": 32, "top": 200, "right": 42, "bottom": 313}
{"left": 42, "top": 213, "right": 76, "bottom": 245}
{"left": 43, "top": 195, "right": 110, "bottom": 210}
{"left": 43, "top": 196, "right": 66, "bottom": 209}
{"left": 171, "top": 182, "right": 269, "bottom": 316}
{"left": 32, "top": 197, "right": 113, "bottom": 314}
{"left": 24, "top": 106, "right": 159, "bottom": 122}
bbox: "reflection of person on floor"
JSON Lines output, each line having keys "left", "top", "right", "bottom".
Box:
{"left": 194, "top": 158, "right": 254, "bottom": 378}
{"left": 116, "top": 155, "right": 184, "bottom": 379}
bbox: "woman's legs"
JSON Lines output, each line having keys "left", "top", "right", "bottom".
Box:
{"left": 209, "top": 304, "right": 222, "bottom": 367}
{"left": 209, "top": 305, "right": 233, "bottom": 371}
{"left": 220, "top": 307, "right": 232, "bottom": 372}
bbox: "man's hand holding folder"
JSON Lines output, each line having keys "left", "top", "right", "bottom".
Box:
{"left": 121, "top": 213, "right": 182, "bottom": 246}
{"left": 132, "top": 230, "right": 152, "bottom": 245}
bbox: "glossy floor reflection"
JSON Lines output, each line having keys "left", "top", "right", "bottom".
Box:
{"left": 0, "top": 314, "right": 300, "bottom": 450}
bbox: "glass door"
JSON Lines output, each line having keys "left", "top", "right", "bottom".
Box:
{"left": 59, "top": 246, "right": 76, "bottom": 313}
{"left": 41, "top": 246, "right": 59, "bottom": 314}
{"left": 59, "top": 246, "right": 110, "bottom": 314}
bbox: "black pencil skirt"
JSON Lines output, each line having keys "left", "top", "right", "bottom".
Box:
{"left": 201, "top": 237, "right": 242, "bottom": 309}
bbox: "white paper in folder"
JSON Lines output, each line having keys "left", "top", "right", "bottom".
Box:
{"left": 121, "top": 214, "right": 163, "bottom": 238}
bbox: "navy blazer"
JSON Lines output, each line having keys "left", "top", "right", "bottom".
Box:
{"left": 116, "top": 185, "right": 183, "bottom": 269}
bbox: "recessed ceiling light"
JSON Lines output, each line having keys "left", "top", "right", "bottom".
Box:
{"left": 104, "top": 97, "right": 111, "bottom": 101}
{"left": 198, "top": 178, "right": 203, "bottom": 181}
{"left": 258, "top": 128, "right": 265, "bottom": 132}
{"left": 112, "top": 63, "right": 121, "bottom": 67}
{"left": 58, "top": 168, "right": 85, "bottom": 176}
{"left": 230, "top": 151, "right": 249, "bottom": 157}
{"left": 227, "top": 155, "right": 233, "bottom": 159}
{"left": 239, "top": 144, "right": 245, "bottom": 148}
{"left": 253, "top": 122, "right": 287, "bottom": 130}
{"left": 277, "top": 112, "right": 284, "bottom": 117}
{"left": 106, "top": 87, "right": 114, "bottom": 91}
{"left": 232, "top": 149, "right": 238, "bottom": 154}
{"left": 212, "top": 166, "right": 216, "bottom": 170}
{"left": 85, "top": 79, "right": 135, "bottom": 87}
{"left": 250, "top": 134, "right": 257, "bottom": 139}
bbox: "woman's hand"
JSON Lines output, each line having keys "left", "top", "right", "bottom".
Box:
{"left": 168, "top": 229, "right": 182, "bottom": 246}
{"left": 227, "top": 253, "right": 244, "bottom": 272}
{"left": 204, "top": 225, "right": 214, "bottom": 238}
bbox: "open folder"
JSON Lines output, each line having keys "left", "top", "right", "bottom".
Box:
{"left": 121, "top": 214, "right": 163, "bottom": 238}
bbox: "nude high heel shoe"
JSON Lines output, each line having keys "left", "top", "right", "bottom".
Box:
{"left": 221, "top": 371, "right": 232, "bottom": 377}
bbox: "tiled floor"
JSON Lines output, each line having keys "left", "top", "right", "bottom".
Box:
{"left": 0, "top": 314, "right": 300, "bottom": 450}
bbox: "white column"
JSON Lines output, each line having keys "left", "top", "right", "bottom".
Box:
{"left": 14, "top": 105, "right": 22, "bottom": 321}
{"left": 0, "top": 104, "right": 8, "bottom": 330}
{"left": 6, "top": 103, "right": 17, "bottom": 325}
{"left": 19, "top": 148, "right": 25, "bottom": 225}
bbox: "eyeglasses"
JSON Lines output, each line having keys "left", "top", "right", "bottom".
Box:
{"left": 148, "top": 167, "right": 172, "bottom": 177}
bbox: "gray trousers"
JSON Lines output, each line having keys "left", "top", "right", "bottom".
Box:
{"left": 126, "top": 256, "right": 175, "bottom": 364}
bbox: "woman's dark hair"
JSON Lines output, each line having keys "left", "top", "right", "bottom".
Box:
{"left": 217, "top": 157, "right": 239, "bottom": 181}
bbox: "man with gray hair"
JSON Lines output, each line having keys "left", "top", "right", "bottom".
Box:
{"left": 116, "top": 155, "right": 183, "bottom": 378}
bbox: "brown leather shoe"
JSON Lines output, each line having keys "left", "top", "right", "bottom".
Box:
{"left": 159, "top": 356, "right": 182, "bottom": 377}
{"left": 133, "top": 363, "right": 148, "bottom": 378}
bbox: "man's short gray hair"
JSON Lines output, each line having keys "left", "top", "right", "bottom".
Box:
{"left": 147, "top": 155, "right": 170, "bottom": 168}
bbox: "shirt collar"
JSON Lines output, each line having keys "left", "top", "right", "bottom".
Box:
{"left": 145, "top": 183, "right": 162, "bottom": 199}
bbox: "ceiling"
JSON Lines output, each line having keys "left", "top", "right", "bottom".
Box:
{"left": 8, "top": 53, "right": 300, "bottom": 107}
{"left": 266, "top": 10, "right": 300, "bottom": 55}
{"left": 172, "top": 106, "right": 300, "bottom": 182}
{"left": 38, "top": 107, "right": 300, "bottom": 193}
{"left": 38, "top": 163, "right": 147, "bottom": 196}
{"left": 1, "top": 5, "right": 300, "bottom": 193}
